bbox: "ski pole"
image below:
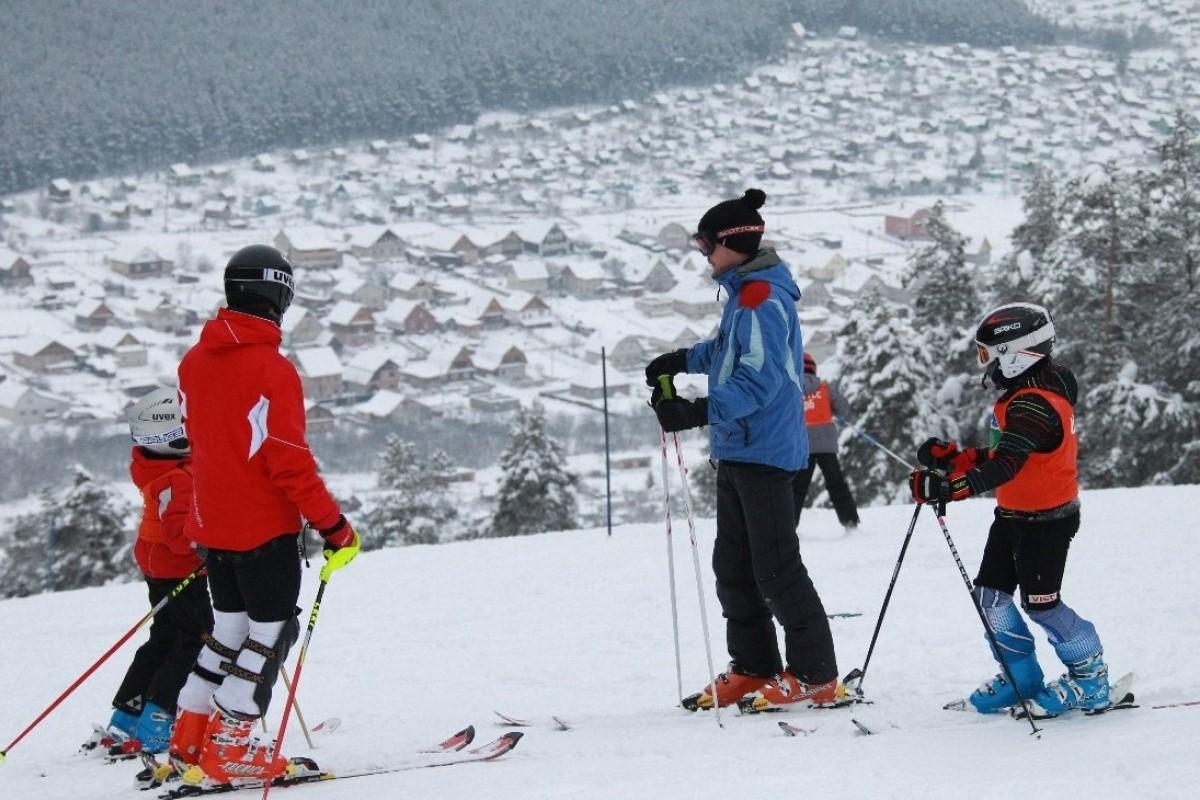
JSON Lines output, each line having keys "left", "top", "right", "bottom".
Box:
{"left": 929, "top": 503, "right": 1041, "bottom": 737}
{"left": 659, "top": 428, "right": 684, "bottom": 704}
{"left": 835, "top": 416, "right": 916, "bottom": 471}
{"left": 1, "top": 568, "right": 205, "bottom": 762}
{"left": 279, "top": 664, "right": 315, "bottom": 750}
{"left": 672, "top": 432, "right": 723, "bottom": 729}
{"left": 842, "top": 503, "right": 921, "bottom": 698}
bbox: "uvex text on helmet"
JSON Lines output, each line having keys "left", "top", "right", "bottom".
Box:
{"left": 224, "top": 244, "right": 295, "bottom": 322}
{"left": 974, "top": 302, "right": 1055, "bottom": 380}
{"left": 128, "top": 387, "right": 189, "bottom": 454}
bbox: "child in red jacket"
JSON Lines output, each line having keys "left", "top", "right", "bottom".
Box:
{"left": 83, "top": 387, "right": 212, "bottom": 758}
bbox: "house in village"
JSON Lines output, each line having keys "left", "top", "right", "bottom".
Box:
{"left": 332, "top": 275, "right": 388, "bottom": 311}
{"left": 288, "top": 347, "right": 343, "bottom": 402}
{"left": 412, "top": 227, "right": 479, "bottom": 265}
{"left": 280, "top": 305, "right": 324, "bottom": 348}
{"left": 48, "top": 178, "right": 73, "bottom": 203}
{"left": 343, "top": 349, "right": 403, "bottom": 395}
{"left": 657, "top": 222, "right": 692, "bottom": 252}
{"left": 387, "top": 272, "right": 437, "bottom": 303}
{"left": 0, "top": 381, "right": 70, "bottom": 423}
{"left": 274, "top": 227, "right": 342, "bottom": 269}
{"left": 305, "top": 401, "right": 336, "bottom": 431}
{"left": 326, "top": 301, "right": 376, "bottom": 348}
{"left": 514, "top": 294, "right": 554, "bottom": 328}
{"left": 134, "top": 295, "right": 187, "bottom": 333}
{"left": 503, "top": 260, "right": 550, "bottom": 293}
{"left": 554, "top": 261, "right": 607, "bottom": 298}
{"left": 107, "top": 247, "right": 173, "bottom": 279}
{"left": 469, "top": 341, "right": 529, "bottom": 383}
{"left": 0, "top": 249, "right": 33, "bottom": 288}
{"left": 167, "top": 163, "right": 202, "bottom": 185}
{"left": 348, "top": 227, "right": 407, "bottom": 262}
{"left": 92, "top": 329, "right": 148, "bottom": 369}
{"left": 399, "top": 345, "right": 476, "bottom": 388}
{"left": 884, "top": 208, "right": 933, "bottom": 240}
{"left": 477, "top": 297, "right": 508, "bottom": 329}
{"left": 73, "top": 298, "right": 116, "bottom": 331}
{"left": 381, "top": 299, "right": 440, "bottom": 336}
{"left": 12, "top": 336, "right": 77, "bottom": 373}
{"left": 516, "top": 221, "right": 572, "bottom": 256}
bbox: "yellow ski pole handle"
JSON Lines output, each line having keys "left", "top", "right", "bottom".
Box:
{"left": 657, "top": 374, "right": 676, "bottom": 401}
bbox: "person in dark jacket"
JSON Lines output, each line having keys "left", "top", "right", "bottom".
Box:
{"left": 793, "top": 353, "right": 860, "bottom": 531}
{"left": 645, "top": 189, "right": 839, "bottom": 712}
{"left": 910, "top": 302, "right": 1113, "bottom": 718}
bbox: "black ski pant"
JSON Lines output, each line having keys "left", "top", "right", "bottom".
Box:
{"left": 792, "top": 452, "right": 860, "bottom": 528}
{"left": 713, "top": 461, "right": 838, "bottom": 684}
{"left": 113, "top": 573, "right": 213, "bottom": 715}
{"left": 205, "top": 533, "right": 302, "bottom": 622}
{"left": 974, "top": 510, "right": 1079, "bottom": 610}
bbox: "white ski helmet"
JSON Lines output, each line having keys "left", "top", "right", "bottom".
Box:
{"left": 127, "top": 387, "right": 189, "bottom": 454}
{"left": 974, "top": 302, "right": 1055, "bottom": 382}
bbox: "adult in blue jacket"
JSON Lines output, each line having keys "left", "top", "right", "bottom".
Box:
{"left": 646, "top": 189, "right": 839, "bottom": 712}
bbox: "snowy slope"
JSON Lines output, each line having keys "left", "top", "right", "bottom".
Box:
{"left": 2, "top": 483, "right": 1198, "bottom": 799}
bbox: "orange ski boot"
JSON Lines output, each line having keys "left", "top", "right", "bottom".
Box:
{"left": 747, "top": 671, "right": 839, "bottom": 712}
{"left": 180, "top": 710, "right": 287, "bottom": 788}
{"left": 682, "top": 666, "right": 773, "bottom": 710}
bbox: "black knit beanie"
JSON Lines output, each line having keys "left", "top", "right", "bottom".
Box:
{"left": 697, "top": 189, "right": 767, "bottom": 255}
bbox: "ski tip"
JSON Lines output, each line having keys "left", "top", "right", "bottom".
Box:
{"left": 551, "top": 716, "right": 571, "bottom": 731}
{"left": 312, "top": 717, "right": 341, "bottom": 734}
{"left": 850, "top": 718, "right": 874, "bottom": 736}
{"left": 493, "top": 711, "right": 530, "bottom": 726}
{"left": 942, "top": 699, "right": 970, "bottom": 712}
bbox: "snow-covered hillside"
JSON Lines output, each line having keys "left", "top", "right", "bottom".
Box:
{"left": 2, "top": 483, "right": 1198, "bottom": 799}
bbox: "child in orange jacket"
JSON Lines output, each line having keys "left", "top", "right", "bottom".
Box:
{"left": 82, "top": 387, "right": 213, "bottom": 758}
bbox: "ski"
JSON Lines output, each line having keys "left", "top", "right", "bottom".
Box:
{"left": 850, "top": 718, "right": 875, "bottom": 736}
{"left": 492, "top": 711, "right": 570, "bottom": 731}
{"left": 146, "top": 724, "right": 501, "bottom": 796}
{"left": 777, "top": 721, "right": 815, "bottom": 737}
{"left": 1151, "top": 699, "right": 1200, "bottom": 710}
{"left": 157, "top": 730, "right": 521, "bottom": 798}
{"left": 309, "top": 718, "right": 341, "bottom": 735}
{"left": 826, "top": 613, "right": 863, "bottom": 619}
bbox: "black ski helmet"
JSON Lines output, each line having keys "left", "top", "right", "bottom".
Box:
{"left": 224, "top": 245, "right": 295, "bottom": 324}
{"left": 974, "top": 302, "right": 1055, "bottom": 386}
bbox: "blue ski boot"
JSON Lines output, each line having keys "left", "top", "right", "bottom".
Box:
{"left": 81, "top": 706, "right": 139, "bottom": 754}
{"left": 1027, "top": 651, "right": 1111, "bottom": 718}
{"left": 969, "top": 653, "right": 1045, "bottom": 713}
{"left": 966, "top": 589, "right": 1044, "bottom": 713}
{"left": 134, "top": 702, "right": 175, "bottom": 754}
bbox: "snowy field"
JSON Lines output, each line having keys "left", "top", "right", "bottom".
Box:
{"left": 1, "top": 483, "right": 1198, "bottom": 799}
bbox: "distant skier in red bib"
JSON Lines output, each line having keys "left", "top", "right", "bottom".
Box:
{"left": 793, "top": 353, "right": 860, "bottom": 532}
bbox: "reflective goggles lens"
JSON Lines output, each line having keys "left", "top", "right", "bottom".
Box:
{"left": 692, "top": 231, "right": 715, "bottom": 256}
{"left": 976, "top": 343, "right": 992, "bottom": 366}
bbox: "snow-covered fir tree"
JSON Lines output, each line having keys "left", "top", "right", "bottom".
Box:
{"left": 834, "top": 288, "right": 948, "bottom": 505}
{"left": 1010, "top": 165, "right": 1061, "bottom": 263}
{"left": 0, "top": 466, "right": 134, "bottom": 598}
{"left": 902, "top": 200, "right": 982, "bottom": 439}
{"left": 491, "top": 405, "right": 578, "bottom": 537}
{"left": 367, "top": 434, "right": 458, "bottom": 548}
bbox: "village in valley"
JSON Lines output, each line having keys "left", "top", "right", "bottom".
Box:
{"left": 0, "top": 0, "right": 1196, "bottom": 525}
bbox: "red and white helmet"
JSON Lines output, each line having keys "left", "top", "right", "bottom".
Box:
{"left": 974, "top": 302, "right": 1055, "bottom": 380}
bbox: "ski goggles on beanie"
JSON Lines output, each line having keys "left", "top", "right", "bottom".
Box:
{"left": 692, "top": 225, "right": 766, "bottom": 256}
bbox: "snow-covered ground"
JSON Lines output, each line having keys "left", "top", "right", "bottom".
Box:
{"left": 2, "top": 483, "right": 1198, "bottom": 799}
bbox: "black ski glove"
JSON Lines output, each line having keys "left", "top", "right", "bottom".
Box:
{"left": 654, "top": 396, "right": 708, "bottom": 433}
{"left": 644, "top": 349, "right": 688, "bottom": 387}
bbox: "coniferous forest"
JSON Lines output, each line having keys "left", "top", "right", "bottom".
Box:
{"left": 0, "top": 0, "right": 1057, "bottom": 195}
